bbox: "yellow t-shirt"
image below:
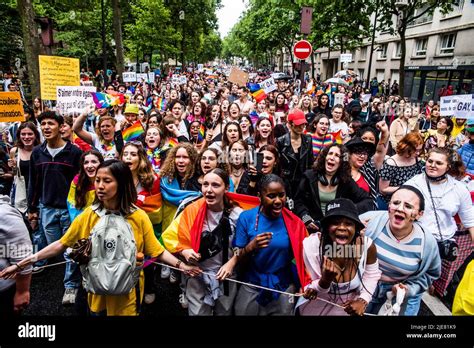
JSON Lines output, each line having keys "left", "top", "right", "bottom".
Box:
{"left": 60, "top": 206, "right": 165, "bottom": 316}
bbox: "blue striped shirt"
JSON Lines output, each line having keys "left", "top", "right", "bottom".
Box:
{"left": 374, "top": 224, "right": 423, "bottom": 282}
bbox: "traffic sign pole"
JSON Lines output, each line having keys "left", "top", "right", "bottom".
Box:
{"left": 294, "top": 40, "right": 313, "bottom": 94}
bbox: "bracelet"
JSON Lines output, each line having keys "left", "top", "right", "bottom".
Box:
{"left": 175, "top": 260, "right": 182, "bottom": 270}
{"left": 14, "top": 263, "right": 24, "bottom": 271}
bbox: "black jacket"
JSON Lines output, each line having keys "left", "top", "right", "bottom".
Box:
{"left": 294, "top": 169, "right": 375, "bottom": 227}
{"left": 28, "top": 141, "right": 82, "bottom": 212}
{"left": 276, "top": 133, "right": 314, "bottom": 199}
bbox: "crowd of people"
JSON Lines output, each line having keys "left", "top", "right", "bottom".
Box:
{"left": 0, "top": 66, "right": 473, "bottom": 317}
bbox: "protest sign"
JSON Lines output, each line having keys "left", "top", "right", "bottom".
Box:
{"left": 148, "top": 72, "right": 155, "bottom": 83}
{"left": 260, "top": 77, "right": 277, "bottom": 94}
{"left": 197, "top": 64, "right": 204, "bottom": 72}
{"left": 123, "top": 72, "right": 137, "bottom": 82}
{"left": 179, "top": 76, "right": 188, "bottom": 85}
{"left": 56, "top": 86, "right": 97, "bottom": 115}
{"left": 0, "top": 92, "right": 25, "bottom": 122}
{"left": 228, "top": 67, "right": 249, "bottom": 87}
{"left": 334, "top": 93, "right": 345, "bottom": 106}
{"left": 136, "top": 73, "right": 148, "bottom": 82}
{"left": 39, "top": 55, "right": 80, "bottom": 100}
{"left": 440, "top": 94, "right": 474, "bottom": 119}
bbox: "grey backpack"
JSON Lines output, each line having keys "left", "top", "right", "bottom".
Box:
{"left": 80, "top": 207, "right": 140, "bottom": 295}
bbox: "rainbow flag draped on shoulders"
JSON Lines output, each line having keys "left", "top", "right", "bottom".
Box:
{"left": 67, "top": 175, "right": 96, "bottom": 222}
{"left": 160, "top": 192, "right": 311, "bottom": 289}
{"left": 135, "top": 176, "right": 163, "bottom": 237}
{"left": 122, "top": 120, "right": 145, "bottom": 142}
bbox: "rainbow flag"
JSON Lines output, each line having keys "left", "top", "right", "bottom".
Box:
{"left": 325, "top": 84, "right": 331, "bottom": 95}
{"left": 91, "top": 92, "right": 113, "bottom": 108}
{"left": 67, "top": 175, "right": 95, "bottom": 222}
{"left": 135, "top": 177, "right": 162, "bottom": 227}
{"left": 167, "top": 137, "right": 178, "bottom": 148}
{"left": 329, "top": 129, "right": 343, "bottom": 144}
{"left": 106, "top": 90, "right": 126, "bottom": 105}
{"left": 249, "top": 110, "right": 259, "bottom": 126}
{"left": 247, "top": 83, "right": 266, "bottom": 103}
{"left": 155, "top": 97, "right": 167, "bottom": 111}
{"left": 160, "top": 192, "right": 311, "bottom": 288}
{"left": 122, "top": 120, "right": 144, "bottom": 142}
{"left": 197, "top": 124, "right": 205, "bottom": 142}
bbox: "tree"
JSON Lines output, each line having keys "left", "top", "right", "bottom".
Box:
{"left": 111, "top": 0, "right": 124, "bottom": 76}
{"left": 17, "top": 0, "right": 44, "bottom": 98}
{"left": 376, "top": 0, "right": 454, "bottom": 97}
{"left": 0, "top": 3, "right": 24, "bottom": 72}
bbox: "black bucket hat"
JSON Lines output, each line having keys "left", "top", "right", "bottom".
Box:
{"left": 321, "top": 198, "right": 365, "bottom": 232}
{"left": 345, "top": 137, "right": 376, "bottom": 158}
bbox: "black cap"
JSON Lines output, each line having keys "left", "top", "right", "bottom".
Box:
{"left": 345, "top": 137, "right": 376, "bottom": 157}
{"left": 321, "top": 198, "right": 365, "bottom": 232}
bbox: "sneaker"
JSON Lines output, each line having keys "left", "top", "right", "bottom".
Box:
{"left": 180, "top": 293, "right": 188, "bottom": 309}
{"left": 144, "top": 293, "right": 156, "bottom": 304}
{"left": 169, "top": 270, "right": 179, "bottom": 284}
{"left": 160, "top": 266, "right": 170, "bottom": 279}
{"left": 62, "top": 288, "right": 78, "bottom": 305}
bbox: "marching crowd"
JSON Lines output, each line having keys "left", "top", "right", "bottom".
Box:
{"left": 0, "top": 68, "right": 473, "bottom": 317}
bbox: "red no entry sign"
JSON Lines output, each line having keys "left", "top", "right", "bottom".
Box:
{"left": 293, "top": 40, "right": 312, "bottom": 60}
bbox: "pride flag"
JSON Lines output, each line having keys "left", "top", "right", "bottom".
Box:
{"left": 91, "top": 92, "right": 113, "bottom": 108}
{"left": 197, "top": 124, "right": 205, "bottom": 142}
{"left": 160, "top": 192, "right": 311, "bottom": 288}
{"left": 247, "top": 83, "right": 267, "bottom": 103}
{"left": 325, "top": 84, "right": 331, "bottom": 95}
{"left": 329, "top": 129, "right": 343, "bottom": 144}
{"left": 122, "top": 120, "right": 145, "bottom": 142}
{"left": 106, "top": 90, "right": 126, "bottom": 105}
{"left": 67, "top": 175, "right": 95, "bottom": 222}
{"left": 135, "top": 177, "right": 162, "bottom": 228}
{"left": 249, "top": 110, "right": 259, "bottom": 126}
{"left": 167, "top": 137, "right": 179, "bottom": 148}
{"left": 155, "top": 97, "right": 167, "bottom": 111}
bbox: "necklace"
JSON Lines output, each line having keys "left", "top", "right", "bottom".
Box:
{"left": 392, "top": 227, "right": 413, "bottom": 243}
{"left": 231, "top": 168, "right": 244, "bottom": 177}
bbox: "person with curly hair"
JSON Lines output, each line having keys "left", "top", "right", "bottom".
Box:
{"left": 294, "top": 144, "right": 374, "bottom": 234}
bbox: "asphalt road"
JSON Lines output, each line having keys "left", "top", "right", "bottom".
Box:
{"left": 22, "top": 259, "right": 445, "bottom": 316}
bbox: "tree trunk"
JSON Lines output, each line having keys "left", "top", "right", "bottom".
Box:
{"left": 340, "top": 36, "right": 344, "bottom": 70}
{"left": 367, "top": 4, "right": 378, "bottom": 88}
{"left": 398, "top": 28, "right": 406, "bottom": 98}
{"left": 311, "top": 52, "right": 315, "bottom": 79}
{"left": 17, "top": 0, "right": 44, "bottom": 100}
{"left": 111, "top": 0, "right": 125, "bottom": 80}
{"left": 326, "top": 46, "right": 331, "bottom": 80}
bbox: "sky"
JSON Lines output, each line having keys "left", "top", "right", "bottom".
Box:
{"left": 216, "top": 0, "right": 248, "bottom": 38}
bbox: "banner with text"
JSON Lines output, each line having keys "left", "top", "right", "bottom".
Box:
{"left": 440, "top": 94, "right": 474, "bottom": 119}
{"left": 260, "top": 77, "right": 277, "bottom": 94}
{"left": 39, "top": 55, "right": 80, "bottom": 100}
{"left": 0, "top": 92, "right": 25, "bottom": 122}
{"left": 122, "top": 72, "right": 137, "bottom": 82}
{"left": 56, "top": 86, "right": 97, "bottom": 115}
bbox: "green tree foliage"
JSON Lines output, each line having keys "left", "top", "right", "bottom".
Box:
{"left": 0, "top": 2, "right": 24, "bottom": 72}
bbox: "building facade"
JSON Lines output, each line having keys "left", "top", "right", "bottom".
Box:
{"left": 300, "top": 1, "right": 474, "bottom": 102}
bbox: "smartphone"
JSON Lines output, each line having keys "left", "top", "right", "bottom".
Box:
{"left": 255, "top": 152, "right": 264, "bottom": 173}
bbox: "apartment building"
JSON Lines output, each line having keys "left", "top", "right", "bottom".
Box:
{"left": 305, "top": 0, "right": 474, "bottom": 102}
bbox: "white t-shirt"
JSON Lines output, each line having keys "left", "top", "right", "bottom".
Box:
{"left": 90, "top": 132, "right": 118, "bottom": 160}
{"left": 47, "top": 143, "right": 67, "bottom": 159}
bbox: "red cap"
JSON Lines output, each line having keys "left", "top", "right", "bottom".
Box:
{"left": 287, "top": 109, "right": 307, "bottom": 126}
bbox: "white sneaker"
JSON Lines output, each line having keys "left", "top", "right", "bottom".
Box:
{"left": 160, "top": 266, "right": 170, "bottom": 279}
{"left": 62, "top": 288, "right": 78, "bottom": 305}
{"left": 169, "top": 270, "right": 179, "bottom": 284}
{"left": 144, "top": 293, "right": 156, "bottom": 304}
{"left": 180, "top": 293, "right": 188, "bottom": 309}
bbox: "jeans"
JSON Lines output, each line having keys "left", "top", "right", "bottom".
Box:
{"left": 40, "top": 205, "right": 81, "bottom": 289}
{"left": 31, "top": 215, "right": 48, "bottom": 268}
{"left": 367, "top": 282, "right": 423, "bottom": 316}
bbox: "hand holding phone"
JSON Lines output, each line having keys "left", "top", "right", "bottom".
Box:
{"left": 255, "top": 152, "right": 264, "bottom": 173}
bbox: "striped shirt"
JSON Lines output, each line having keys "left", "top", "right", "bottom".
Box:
{"left": 361, "top": 159, "right": 379, "bottom": 205}
{"left": 374, "top": 223, "right": 424, "bottom": 283}
{"left": 311, "top": 133, "right": 334, "bottom": 157}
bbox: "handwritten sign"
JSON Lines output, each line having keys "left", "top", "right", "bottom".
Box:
{"left": 123, "top": 72, "right": 136, "bottom": 83}
{"left": 148, "top": 72, "right": 155, "bottom": 83}
{"left": 136, "top": 73, "right": 148, "bottom": 82}
{"left": 0, "top": 92, "right": 25, "bottom": 122}
{"left": 260, "top": 77, "right": 277, "bottom": 94}
{"left": 334, "top": 93, "right": 345, "bottom": 106}
{"left": 441, "top": 94, "right": 474, "bottom": 119}
{"left": 228, "top": 67, "right": 249, "bottom": 87}
{"left": 39, "top": 55, "right": 80, "bottom": 100}
{"left": 56, "top": 86, "right": 97, "bottom": 115}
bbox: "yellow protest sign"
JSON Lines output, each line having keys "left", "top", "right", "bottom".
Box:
{"left": 0, "top": 92, "right": 25, "bottom": 122}
{"left": 39, "top": 55, "right": 80, "bottom": 100}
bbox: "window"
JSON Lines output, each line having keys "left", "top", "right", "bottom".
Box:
{"left": 442, "top": 0, "right": 464, "bottom": 17}
{"left": 358, "top": 69, "right": 365, "bottom": 80}
{"left": 359, "top": 46, "right": 367, "bottom": 60}
{"left": 414, "top": 38, "right": 428, "bottom": 56}
{"left": 378, "top": 44, "right": 387, "bottom": 59}
{"left": 394, "top": 42, "right": 402, "bottom": 58}
{"left": 408, "top": 4, "right": 434, "bottom": 26}
{"left": 440, "top": 33, "right": 456, "bottom": 54}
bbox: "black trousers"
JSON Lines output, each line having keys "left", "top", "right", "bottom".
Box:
{"left": 0, "top": 284, "right": 16, "bottom": 319}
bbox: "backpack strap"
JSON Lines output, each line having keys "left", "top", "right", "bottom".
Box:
{"left": 221, "top": 209, "right": 231, "bottom": 296}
